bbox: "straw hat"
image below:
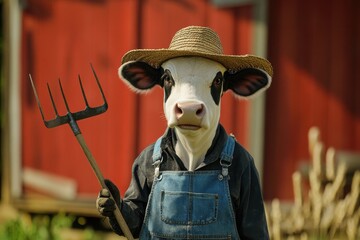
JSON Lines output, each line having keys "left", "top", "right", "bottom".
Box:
{"left": 121, "top": 26, "right": 273, "bottom": 76}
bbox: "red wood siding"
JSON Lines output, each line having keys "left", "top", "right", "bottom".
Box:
{"left": 21, "top": 0, "right": 140, "bottom": 195}
{"left": 263, "top": 0, "right": 360, "bottom": 200}
{"left": 21, "top": 0, "right": 256, "bottom": 198}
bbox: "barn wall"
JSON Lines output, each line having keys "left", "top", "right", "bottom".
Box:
{"left": 20, "top": 0, "right": 258, "bottom": 199}
{"left": 263, "top": 0, "right": 360, "bottom": 200}
{"left": 19, "top": 0, "right": 359, "bottom": 203}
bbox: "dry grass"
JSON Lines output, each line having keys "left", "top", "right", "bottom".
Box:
{"left": 266, "top": 127, "right": 360, "bottom": 240}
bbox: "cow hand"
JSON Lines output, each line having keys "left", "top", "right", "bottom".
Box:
{"left": 96, "top": 179, "right": 121, "bottom": 217}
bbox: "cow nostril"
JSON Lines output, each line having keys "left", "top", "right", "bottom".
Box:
{"left": 196, "top": 105, "right": 204, "bottom": 117}
{"left": 175, "top": 103, "right": 183, "bottom": 118}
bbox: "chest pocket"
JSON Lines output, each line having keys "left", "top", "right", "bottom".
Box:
{"left": 161, "top": 190, "right": 219, "bottom": 225}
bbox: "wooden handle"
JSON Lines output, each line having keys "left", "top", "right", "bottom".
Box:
{"left": 75, "top": 134, "right": 135, "bottom": 240}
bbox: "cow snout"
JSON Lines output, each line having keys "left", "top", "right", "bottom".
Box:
{"left": 174, "top": 101, "right": 205, "bottom": 130}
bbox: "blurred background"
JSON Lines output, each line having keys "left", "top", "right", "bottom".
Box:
{"left": 1, "top": 0, "right": 359, "bottom": 239}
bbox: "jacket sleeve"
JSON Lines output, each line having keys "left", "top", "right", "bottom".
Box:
{"left": 117, "top": 145, "right": 154, "bottom": 238}
{"left": 237, "top": 156, "right": 269, "bottom": 239}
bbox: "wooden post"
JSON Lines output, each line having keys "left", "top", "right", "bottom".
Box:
{"left": 271, "top": 199, "right": 282, "bottom": 240}
{"left": 308, "top": 127, "right": 321, "bottom": 158}
{"left": 326, "top": 147, "right": 336, "bottom": 180}
{"left": 312, "top": 142, "right": 324, "bottom": 177}
{"left": 347, "top": 171, "right": 360, "bottom": 216}
{"left": 292, "top": 171, "right": 303, "bottom": 208}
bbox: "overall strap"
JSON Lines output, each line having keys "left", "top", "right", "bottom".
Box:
{"left": 152, "top": 137, "right": 163, "bottom": 178}
{"left": 152, "top": 137, "right": 163, "bottom": 162}
{"left": 219, "top": 135, "right": 235, "bottom": 179}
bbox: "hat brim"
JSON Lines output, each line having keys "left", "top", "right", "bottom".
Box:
{"left": 122, "top": 49, "right": 273, "bottom": 77}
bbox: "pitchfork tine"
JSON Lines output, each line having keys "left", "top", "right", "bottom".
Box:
{"left": 90, "top": 64, "right": 107, "bottom": 103}
{"left": 58, "top": 78, "right": 71, "bottom": 112}
{"left": 78, "top": 75, "right": 90, "bottom": 108}
{"left": 47, "top": 82, "right": 60, "bottom": 117}
{"left": 29, "top": 74, "right": 47, "bottom": 121}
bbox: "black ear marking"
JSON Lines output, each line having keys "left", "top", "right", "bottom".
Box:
{"left": 223, "top": 68, "right": 269, "bottom": 97}
{"left": 120, "top": 61, "right": 164, "bottom": 91}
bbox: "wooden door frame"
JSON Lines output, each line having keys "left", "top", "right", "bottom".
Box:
{"left": 248, "top": 0, "right": 269, "bottom": 186}
{"left": 2, "top": 0, "right": 22, "bottom": 205}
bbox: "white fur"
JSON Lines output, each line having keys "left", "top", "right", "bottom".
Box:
{"left": 161, "top": 57, "right": 226, "bottom": 171}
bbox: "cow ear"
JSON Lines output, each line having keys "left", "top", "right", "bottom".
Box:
{"left": 223, "top": 68, "right": 271, "bottom": 98}
{"left": 119, "top": 61, "right": 164, "bottom": 93}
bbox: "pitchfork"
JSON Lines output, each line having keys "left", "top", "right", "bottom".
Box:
{"left": 29, "top": 65, "right": 135, "bottom": 240}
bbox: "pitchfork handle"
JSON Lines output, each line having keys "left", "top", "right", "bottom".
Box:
{"left": 75, "top": 134, "right": 135, "bottom": 240}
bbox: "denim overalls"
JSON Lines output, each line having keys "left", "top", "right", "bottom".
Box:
{"left": 139, "top": 135, "right": 240, "bottom": 240}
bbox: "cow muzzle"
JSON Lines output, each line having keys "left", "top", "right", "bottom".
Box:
{"left": 174, "top": 100, "right": 205, "bottom": 130}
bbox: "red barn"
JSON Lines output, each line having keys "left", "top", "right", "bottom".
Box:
{"left": 2, "top": 0, "right": 359, "bottom": 215}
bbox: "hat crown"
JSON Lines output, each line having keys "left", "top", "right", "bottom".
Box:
{"left": 168, "top": 26, "right": 224, "bottom": 55}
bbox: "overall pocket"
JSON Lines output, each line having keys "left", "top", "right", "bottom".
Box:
{"left": 160, "top": 190, "right": 219, "bottom": 225}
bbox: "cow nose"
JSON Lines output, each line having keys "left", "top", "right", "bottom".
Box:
{"left": 175, "top": 102, "right": 205, "bottom": 122}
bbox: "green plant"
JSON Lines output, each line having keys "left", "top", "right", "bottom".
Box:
{"left": 50, "top": 213, "right": 75, "bottom": 240}
{"left": 0, "top": 212, "right": 75, "bottom": 240}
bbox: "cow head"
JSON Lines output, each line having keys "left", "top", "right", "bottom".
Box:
{"left": 119, "top": 56, "right": 270, "bottom": 170}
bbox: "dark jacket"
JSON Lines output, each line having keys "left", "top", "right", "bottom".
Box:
{"left": 119, "top": 124, "right": 269, "bottom": 239}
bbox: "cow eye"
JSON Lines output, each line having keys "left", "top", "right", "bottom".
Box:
{"left": 161, "top": 71, "right": 174, "bottom": 87}
{"left": 212, "top": 74, "right": 223, "bottom": 88}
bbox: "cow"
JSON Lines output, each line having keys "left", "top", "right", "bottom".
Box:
{"left": 97, "top": 26, "right": 272, "bottom": 240}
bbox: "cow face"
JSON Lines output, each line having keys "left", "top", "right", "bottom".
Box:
{"left": 119, "top": 57, "right": 271, "bottom": 135}
{"left": 160, "top": 58, "right": 225, "bottom": 135}
{"left": 120, "top": 56, "right": 270, "bottom": 169}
